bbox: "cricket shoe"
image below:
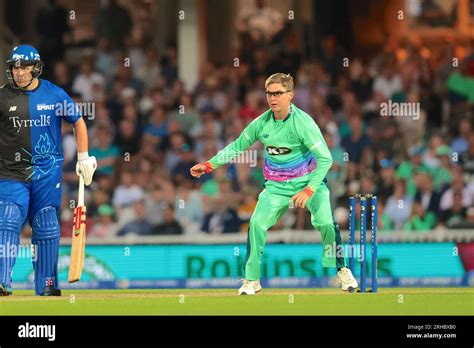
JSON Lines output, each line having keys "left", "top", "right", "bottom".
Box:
{"left": 0, "top": 283, "right": 13, "bottom": 296}
{"left": 238, "top": 279, "right": 262, "bottom": 295}
{"left": 40, "top": 286, "right": 62, "bottom": 296}
{"left": 338, "top": 267, "right": 358, "bottom": 292}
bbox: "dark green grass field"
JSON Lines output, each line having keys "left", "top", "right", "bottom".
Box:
{"left": 1, "top": 288, "right": 473, "bottom": 315}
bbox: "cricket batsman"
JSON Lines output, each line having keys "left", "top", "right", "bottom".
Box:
{"left": 0, "top": 45, "right": 96, "bottom": 296}
{"left": 190, "top": 73, "right": 358, "bottom": 295}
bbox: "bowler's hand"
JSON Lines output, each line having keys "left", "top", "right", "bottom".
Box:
{"left": 190, "top": 162, "right": 213, "bottom": 178}
{"left": 291, "top": 187, "right": 314, "bottom": 208}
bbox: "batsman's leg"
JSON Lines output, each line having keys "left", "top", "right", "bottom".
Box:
{"left": 0, "top": 180, "right": 30, "bottom": 296}
{"left": 30, "top": 169, "right": 62, "bottom": 296}
{"left": 31, "top": 207, "right": 61, "bottom": 296}
{"left": 0, "top": 202, "right": 22, "bottom": 295}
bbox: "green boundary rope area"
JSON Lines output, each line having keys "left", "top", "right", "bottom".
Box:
{"left": 1, "top": 288, "right": 473, "bottom": 315}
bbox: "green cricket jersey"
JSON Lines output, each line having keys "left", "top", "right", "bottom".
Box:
{"left": 208, "top": 103, "right": 333, "bottom": 191}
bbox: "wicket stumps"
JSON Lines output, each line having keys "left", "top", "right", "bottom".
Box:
{"left": 348, "top": 194, "right": 378, "bottom": 293}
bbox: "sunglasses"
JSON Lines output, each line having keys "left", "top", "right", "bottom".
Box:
{"left": 265, "top": 90, "right": 290, "bottom": 97}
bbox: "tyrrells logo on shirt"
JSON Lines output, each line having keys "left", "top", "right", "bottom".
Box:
{"left": 9, "top": 115, "right": 51, "bottom": 132}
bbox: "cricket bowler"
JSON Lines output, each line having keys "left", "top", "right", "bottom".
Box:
{"left": 0, "top": 45, "right": 97, "bottom": 296}
{"left": 190, "top": 73, "right": 358, "bottom": 295}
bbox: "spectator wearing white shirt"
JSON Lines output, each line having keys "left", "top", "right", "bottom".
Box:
{"left": 112, "top": 171, "right": 146, "bottom": 209}
{"left": 382, "top": 179, "right": 413, "bottom": 230}
{"left": 373, "top": 64, "right": 402, "bottom": 99}
{"left": 174, "top": 180, "right": 204, "bottom": 235}
{"left": 439, "top": 166, "right": 474, "bottom": 211}
{"left": 133, "top": 48, "right": 161, "bottom": 91}
{"left": 72, "top": 59, "right": 105, "bottom": 102}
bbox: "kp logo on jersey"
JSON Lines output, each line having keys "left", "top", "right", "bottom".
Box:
{"left": 266, "top": 146, "right": 292, "bottom": 155}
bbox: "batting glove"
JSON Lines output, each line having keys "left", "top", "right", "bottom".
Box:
{"left": 76, "top": 152, "right": 97, "bottom": 186}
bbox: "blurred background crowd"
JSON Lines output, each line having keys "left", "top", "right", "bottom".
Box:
{"left": 6, "top": 0, "right": 473, "bottom": 238}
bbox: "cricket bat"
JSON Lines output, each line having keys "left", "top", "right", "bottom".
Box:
{"left": 68, "top": 175, "right": 86, "bottom": 283}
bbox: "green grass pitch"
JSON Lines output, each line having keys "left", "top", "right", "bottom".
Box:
{"left": 1, "top": 288, "right": 472, "bottom": 315}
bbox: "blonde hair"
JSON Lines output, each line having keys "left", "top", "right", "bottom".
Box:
{"left": 265, "top": 73, "right": 294, "bottom": 91}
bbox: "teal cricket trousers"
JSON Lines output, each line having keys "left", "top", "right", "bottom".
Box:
{"left": 244, "top": 175, "right": 346, "bottom": 280}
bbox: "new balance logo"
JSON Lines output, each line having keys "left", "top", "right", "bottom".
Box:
{"left": 9, "top": 105, "right": 17, "bottom": 112}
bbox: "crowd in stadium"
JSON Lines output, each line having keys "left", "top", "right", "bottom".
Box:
{"left": 23, "top": 0, "right": 474, "bottom": 238}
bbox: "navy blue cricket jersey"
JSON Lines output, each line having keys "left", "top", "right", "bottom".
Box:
{"left": 0, "top": 79, "right": 81, "bottom": 181}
